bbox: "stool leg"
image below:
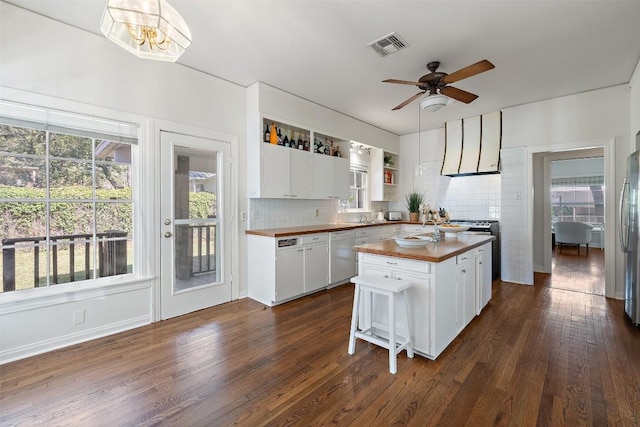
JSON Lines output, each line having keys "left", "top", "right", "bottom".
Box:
{"left": 403, "top": 290, "right": 414, "bottom": 359}
{"left": 348, "top": 284, "right": 361, "bottom": 355}
{"left": 388, "top": 292, "right": 397, "bottom": 374}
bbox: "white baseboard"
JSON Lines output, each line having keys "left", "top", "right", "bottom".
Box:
{"left": 0, "top": 315, "right": 150, "bottom": 365}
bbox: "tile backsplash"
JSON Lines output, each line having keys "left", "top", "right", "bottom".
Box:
{"left": 248, "top": 199, "right": 340, "bottom": 229}
{"left": 394, "top": 160, "right": 502, "bottom": 221}
{"left": 247, "top": 199, "right": 391, "bottom": 230}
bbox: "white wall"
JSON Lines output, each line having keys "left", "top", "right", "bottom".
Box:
{"left": 0, "top": 4, "right": 246, "bottom": 363}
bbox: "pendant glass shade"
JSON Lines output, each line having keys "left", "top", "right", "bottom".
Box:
{"left": 100, "top": 0, "right": 192, "bottom": 62}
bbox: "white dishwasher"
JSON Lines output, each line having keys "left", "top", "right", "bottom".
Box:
{"left": 329, "top": 229, "right": 356, "bottom": 286}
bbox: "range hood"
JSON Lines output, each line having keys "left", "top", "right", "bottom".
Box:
{"left": 441, "top": 111, "right": 502, "bottom": 176}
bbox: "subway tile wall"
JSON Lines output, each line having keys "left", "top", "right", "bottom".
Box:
{"left": 248, "top": 199, "right": 340, "bottom": 230}
{"left": 500, "top": 147, "right": 533, "bottom": 284}
{"left": 393, "top": 160, "right": 502, "bottom": 221}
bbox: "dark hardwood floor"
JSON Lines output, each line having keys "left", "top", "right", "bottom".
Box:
{"left": 1, "top": 261, "right": 639, "bottom": 426}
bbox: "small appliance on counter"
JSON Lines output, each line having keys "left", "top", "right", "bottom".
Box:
{"left": 385, "top": 211, "right": 402, "bottom": 221}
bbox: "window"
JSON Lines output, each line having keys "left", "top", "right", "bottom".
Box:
{"left": 0, "top": 101, "right": 137, "bottom": 293}
{"left": 550, "top": 176, "right": 604, "bottom": 224}
{"left": 348, "top": 167, "right": 368, "bottom": 210}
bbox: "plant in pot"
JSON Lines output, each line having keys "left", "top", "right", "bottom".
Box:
{"left": 404, "top": 191, "right": 424, "bottom": 222}
{"left": 383, "top": 153, "right": 393, "bottom": 167}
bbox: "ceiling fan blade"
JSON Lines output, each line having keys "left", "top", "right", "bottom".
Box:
{"left": 440, "top": 86, "right": 478, "bottom": 104}
{"left": 383, "top": 79, "right": 424, "bottom": 86}
{"left": 442, "top": 60, "right": 495, "bottom": 84}
{"left": 392, "top": 92, "right": 425, "bottom": 110}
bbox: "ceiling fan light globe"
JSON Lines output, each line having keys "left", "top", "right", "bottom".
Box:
{"left": 420, "top": 94, "right": 449, "bottom": 112}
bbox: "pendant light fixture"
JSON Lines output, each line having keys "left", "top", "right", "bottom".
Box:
{"left": 100, "top": 0, "right": 192, "bottom": 62}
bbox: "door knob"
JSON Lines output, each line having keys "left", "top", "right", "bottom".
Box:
{"left": 164, "top": 232, "right": 172, "bottom": 238}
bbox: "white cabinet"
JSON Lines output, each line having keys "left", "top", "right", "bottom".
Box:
{"left": 456, "top": 252, "right": 476, "bottom": 331}
{"left": 290, "top": 149, "right": 314, "bottom": 199}
{"left": 332, "top": 157, "right": 351, "bottom": 200}
{"left": 248, "top": 116, "right": 350, "bottom": 199}
{"left": 301, "top": 234, "right": 329, "bottom": 293}
{"left": 475, "top": 243, "right": 492, "bottom": 314}
{"left": 261, "top": 143, "right": 291, "bottom": 198}
{"left": 313, "top": 149, "right": 350, "bottom": 199}
{"left": 359, "top": 252, "right": 458, "bottom": 359}
{"left": 247, "top": 233, "right": 329, "bottom": 306}
{"left": 370, "top": 148, "right": 399, "bottom": 201}
{"left": 313, "top": 154, "right": 334, "bottom": 199}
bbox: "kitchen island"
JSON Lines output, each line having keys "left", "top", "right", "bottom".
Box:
{"left": 353, "top": 234, "right": 494, "bottom": 360}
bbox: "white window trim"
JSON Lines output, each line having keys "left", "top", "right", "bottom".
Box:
{"left": 0, "top": 87, "right": 155, "bottom": 309}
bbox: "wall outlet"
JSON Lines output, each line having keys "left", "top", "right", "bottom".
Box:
{"left": 73, "top": 309, "right": 85, "bottom": 325}
{"left": 252, "top": 210, "right": 258, "bottom": 219}
{"left": 240, "top": 211, "right": 247, "bottom": 221}
{"left": 315, "top": 209, "right": 319, "bottom": 217}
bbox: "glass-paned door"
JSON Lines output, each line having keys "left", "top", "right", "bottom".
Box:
{"left": 160, "top": 131, "right": 231, "bottom": 319}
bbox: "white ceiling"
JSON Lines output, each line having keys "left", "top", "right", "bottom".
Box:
{"left": 6, "top": 0, "right": 640, "bottom": 136}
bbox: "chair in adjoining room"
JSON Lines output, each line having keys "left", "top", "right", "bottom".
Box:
{"left": 554, "top": 221, "right": 594, "bottom": 254}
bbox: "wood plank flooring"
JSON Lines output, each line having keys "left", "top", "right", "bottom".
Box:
{"left": 1, "top": 268, "right": 639, "bottom": 426}
{"left": 546, "top": 246, "right": 605, "bottom": 295}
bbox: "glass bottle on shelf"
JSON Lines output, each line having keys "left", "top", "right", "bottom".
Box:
{"left": 264, "top": 123, "right": 270, "bottom": 143}
{"left": 277, "top": 127, "right": 283, "bottom": 146}
{"left": 283, "top": 129, "right": 289, "bottom": 147}
{"left": 269, "top": 123, "right": 278, "bottom": 145}
{"left": 297, "top": 132, "right": 303, "bottom": 149}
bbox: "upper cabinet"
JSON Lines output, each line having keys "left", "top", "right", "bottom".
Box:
{"left": 370, "top": 148, "right": 399, "bottom": 201}
{"left": 248, "top": 116, "right": 350, "bottom": 199}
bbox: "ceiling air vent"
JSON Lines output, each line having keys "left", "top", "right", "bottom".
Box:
{"left": 367, "top": 32, "right": 408, "bottom": 57}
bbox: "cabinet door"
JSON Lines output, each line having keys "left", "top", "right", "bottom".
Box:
{"left": 333, "top": 157, "right": 351, "bottom": 199}
{"left": 262, "top": 143, "right": 291, "bottom": 198}
{"left": 462, "top": 261, "right": 475, "bottom": 327}
{"left": 477, "top": 243, "right": 492, "bottom": 312}
{"left": 391, "top": 270, "right": 432, "bottom": 356}
{"left": 290, "top": 149, "right": 314, "bottom": 199}
{"left": 313, "top": 154, "right": 334, "bottom": 199}
{"left": 275, "top": 246, "right": 304, "bottom": 301}
{"left": 304, "top": 242, "right": 329, "bottom": 293}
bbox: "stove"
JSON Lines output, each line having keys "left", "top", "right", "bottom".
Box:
{"left": 452, "top": 219, "right": 500, "bottom": 280}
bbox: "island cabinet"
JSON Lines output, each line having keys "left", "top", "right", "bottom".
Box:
{"left": 353, "top": 234, "right": 494, "bottom": 360}
{"left": 358, "top": 252, "right": 459, "bottom": 360}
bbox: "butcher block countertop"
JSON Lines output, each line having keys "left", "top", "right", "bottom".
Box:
{"left": 245, "top": 222, "right": 413, "bottom": 238}
{"left": 353, "top": 234, "right": 495, "bottom": 263}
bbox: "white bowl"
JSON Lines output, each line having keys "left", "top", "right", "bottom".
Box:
{"left": 394, "top": 236, "right": 429, "bottom": 248}
{"left": 436, "top": 224, "right": 470, "bottom": 234}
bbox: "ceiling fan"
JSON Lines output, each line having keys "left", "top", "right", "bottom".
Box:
{"left": 383, "top": 59, "right": 495, "bottom": 111}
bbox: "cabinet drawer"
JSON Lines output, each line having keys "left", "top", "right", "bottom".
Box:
{"left": 299, "top": 233, "right": 328, "bottom": 244}
{"left": 331, "top": 230, "right": 356, "bottom": 240}
{"left": 456, "top": 253, "right": 470, "bottom": 264}
{"left": 355, "top": 228, "right": 371, "bottom": 238}
{"left": 361, "top": 253, "right": 431, "bottom": 275}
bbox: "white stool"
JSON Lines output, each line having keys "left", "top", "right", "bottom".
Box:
{"left": 348, "top": 274, "right": 414, "bottom": 374}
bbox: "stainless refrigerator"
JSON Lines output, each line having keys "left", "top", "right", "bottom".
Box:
{"left": 619, "top": 149, "right": 640, "bottom": 326}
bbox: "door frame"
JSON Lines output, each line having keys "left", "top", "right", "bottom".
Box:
{"left": 150, "top": 120, "right": 239, "bottom": 322}
{"left": 526, "top": 138, "right": 615, "bottom": 298}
